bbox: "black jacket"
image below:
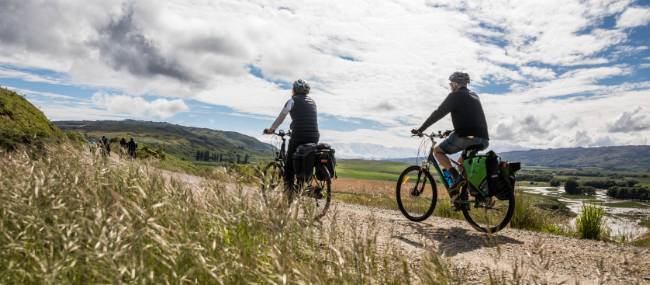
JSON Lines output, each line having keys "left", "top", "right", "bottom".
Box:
{"left": 418, "top": 87, "right": 489, "bottom": 139}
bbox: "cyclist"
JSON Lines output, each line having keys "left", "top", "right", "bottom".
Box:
{"left": 264, "top": 79, "right": 320, "bottom": 190}
{"left": 411, "top": 72, "right": 489, "bottom": 203}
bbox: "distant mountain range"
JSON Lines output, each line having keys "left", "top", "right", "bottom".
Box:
{"left": 388, "top": 145, "right": 650, "bottom": 171}
{"left": 499, "top": 145, "right": 650, "bottom": 171}
{"left": 55, "top": 120, "right": 275, "bottom": 161}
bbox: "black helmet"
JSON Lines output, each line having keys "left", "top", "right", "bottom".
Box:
{"left": 292, "top": 79, "right": 310, "bottom": 95}
{"left": 449, "top": 72, "right": 470, "bottom": 84}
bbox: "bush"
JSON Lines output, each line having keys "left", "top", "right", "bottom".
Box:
{"left": 576, "top": 185, "right": 596, "bottom": 196}
{"left": 606, "top": 186, "right": 650, "bottom": 200}
{"left": 575, "top": 203, "right": 608, "bottom": 240}
{"left": 564, "top": 178, "right": 579, "bottom": 195}
{"left": 549, "top": 178, "right": 561, "bottom": 187}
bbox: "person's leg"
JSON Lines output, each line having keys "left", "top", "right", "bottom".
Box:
{"left": 433, "top": 144, "right": 452, "bottom": 170}
{"left": 436, "top": 133, "right": 463, "bottom": 178}
{"left": 284, "top": 138, "right": 298, "bottom": 187}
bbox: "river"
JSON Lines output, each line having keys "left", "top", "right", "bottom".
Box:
{"left": 521, "top": 186, "right": 650, "bottom": 239}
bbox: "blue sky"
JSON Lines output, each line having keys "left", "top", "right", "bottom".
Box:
{"left": 1, "top": 0, "right": 649, "bottom": 158}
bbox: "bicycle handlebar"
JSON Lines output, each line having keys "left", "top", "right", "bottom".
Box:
{"left": 411, "top": 130, "right": 453, "bottom": 139}
{"left": 265, "top": 129, "right": 291, "bottom": 137}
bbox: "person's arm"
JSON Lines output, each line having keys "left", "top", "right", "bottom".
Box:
{"left": 417, "top": 93, "right": 456, "bottom": 132}
{"left": 268, "top": 99, "right": 294, "bottom": 131}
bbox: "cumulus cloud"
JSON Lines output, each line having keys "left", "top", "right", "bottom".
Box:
{"left": 1, "top": 0, "right": 650, "bottom": 153}
{"left": 91, "top": 92, "right": 189, "bottom": 119}
{"left": 608, "top": 107, "right": 650, "bottom": 132}
{"left": 95, "top": 5, "right": 195, "bottom": 83}
{"left": 617, "top": 6, "right": 650, "bottom": 28}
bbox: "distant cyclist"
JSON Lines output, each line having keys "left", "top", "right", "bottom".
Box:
{"left": 264, "top": 79, "right": 320, "bottom": 190}
{"left": 412, "top": 72, "right": 490, "bottom": 202}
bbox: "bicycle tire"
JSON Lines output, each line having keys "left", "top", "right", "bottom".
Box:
{"left": 261, "top": 162, "right": 284, "bottom": 203}
{"left": 461, "top": 186, "right": 515, "bottom": 233}
{"left": 296, "top": 166, "right": 332, "bottom": 221}
{"left": 396, "top": 165, "right": 437, "bottom": 222}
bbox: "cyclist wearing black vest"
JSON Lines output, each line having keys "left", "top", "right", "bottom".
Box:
{"left": 412, "top": 72, "right": 490, "bottom": 201}
{"left": 264, "top": 79, "right": 320, "bottom": 188}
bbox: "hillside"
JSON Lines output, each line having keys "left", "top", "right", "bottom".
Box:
{"left": 386, "top": 145, "right": 650, "bottom": 171}
{"left": 500, "top": 145, "right": 650, "bottom": 171}
{"left": 0, "top": 87, "right": 64, "bottom": 150}
{"left": 55, "top": 120, "right": 274, "bottom": 162}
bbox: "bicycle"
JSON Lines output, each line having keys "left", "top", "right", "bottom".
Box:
{"left": 261, "top": 130, "right": 332, "bottom": 220}
{"left": 395, "top": 131, "right": 515, "bottom": 233}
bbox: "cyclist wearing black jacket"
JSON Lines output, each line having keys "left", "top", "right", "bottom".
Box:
{"left": 412, "top": 72, "right": 490, "bottom": 199}
{"left": 264, "top": 79, "right": 319, "bottom": 188}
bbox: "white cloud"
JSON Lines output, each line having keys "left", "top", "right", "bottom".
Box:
{"left": 520, "top": 66, "right": 556, "bottom": 80}
{"left": 91, "top": 92, "right": 189, "bottom": 119}
{"left": 1, "top": 0, "right": 649, "bottom": 154}
{"left": 617, "top": 6, "right": 650, "bottom": 28}
{"left": 608, "top": 107, "right": 650, "bottom": 132}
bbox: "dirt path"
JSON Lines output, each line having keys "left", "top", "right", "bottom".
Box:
{"left": 331, "top": 202, "right": 650, "bottom": 284}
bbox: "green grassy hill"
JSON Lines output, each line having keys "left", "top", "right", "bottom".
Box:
{"left": 500, "top": 146, "right": 650, "bottom": 171}
{"left": 0, "top": 87, "right": 64, "bottom": 150}
{"left": 337, "top": 159, "right": 408, "bottom": 181}
{"left": 54, "top": 120, "right": 274, "bottom": 163}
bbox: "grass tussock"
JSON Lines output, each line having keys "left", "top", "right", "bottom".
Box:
{"left": 576, "top": 202, "right": 609, "bottom": 240}
{"left": 0, "top": 147, "right": 469, "bottom": 284}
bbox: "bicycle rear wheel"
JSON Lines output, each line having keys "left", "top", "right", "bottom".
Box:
{"left": 396, "top": 166, "right": 437, "bottom": 222}
{"left": 296, "top": 174, "right": 332, "bottom": 221}
{"left": 261, "top": 162, "right": 284, "bottom": 203}
{"left": 461, "top": 183, "right": 515, "bottom": 233}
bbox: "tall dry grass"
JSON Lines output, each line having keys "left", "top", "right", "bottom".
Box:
{"left": 0, "top": 148, "right": 474, "bottom": 284}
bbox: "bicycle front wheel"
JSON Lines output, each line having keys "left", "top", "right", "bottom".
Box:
{"left": 261, "top": 162, "right": 284, "bottom": 203}
{"left": 461, "top": 183, "right": 515, "bottom": 233}
{"left": 396, "top": 166, "right": 437, "bottom": 222}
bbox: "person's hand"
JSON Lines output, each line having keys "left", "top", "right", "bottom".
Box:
{"left": 263, "top": 128, "right": 273, "bottom": 134}
{"left": 411, "top": 129, "right": 422, "bottom": 136}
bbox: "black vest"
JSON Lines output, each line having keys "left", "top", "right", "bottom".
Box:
{"left": 290, "top": 95, "right": 319, "bottom": 139}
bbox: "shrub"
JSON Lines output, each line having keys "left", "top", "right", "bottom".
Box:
{"left": 510, "top": 191, "right": 552, "bottom": 232}
{"left": 564, "top": 178, "right": 579, "bottom": 195}
{"left": 549, "top": 178, "right": 561, "bottom": 187}
{"left": 576, "top": 185, "right": 596, "bottom": 196}
{"left": 576, "top": 203, "right": 608, "bottom": 240}
{"left": 606, "top": 186, "right": 650, "bottom": 200}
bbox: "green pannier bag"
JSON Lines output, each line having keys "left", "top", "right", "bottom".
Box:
{"left": 463, "top": 151, "right": 521, "bottom": 200}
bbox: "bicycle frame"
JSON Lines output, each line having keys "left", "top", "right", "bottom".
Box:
{"left": 418, "top": 133, "right": 489, "bottom": 198}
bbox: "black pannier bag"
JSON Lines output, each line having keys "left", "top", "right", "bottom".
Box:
{"left": 293, "top": 143, "right": 317, "bottom": 181}
{"left": 486, "top": 151, "right": 521, "bottom": 200}
{"left": 315, "top": 143, "right": 336, "bottom": 181}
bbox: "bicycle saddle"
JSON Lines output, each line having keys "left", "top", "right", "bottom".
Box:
{"left": 462, "top": 144, "right": 485, "bottom": 159}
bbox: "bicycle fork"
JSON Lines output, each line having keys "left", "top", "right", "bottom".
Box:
{"left": 410, "top": 170, "right": 427, "bottom": 196}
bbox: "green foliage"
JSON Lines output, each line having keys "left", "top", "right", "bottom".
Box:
{"left": 0, "top": 148, "right": 459, "bottom": 284}
{"left": 564, "top": 178, "right": 579, "bottom": 194}
{"left": 576, "top": 203, "right": 608, "bottom": 240}
{"left": 0, "top": 87, "right": 64, "bottom": 150}
{"left": 510, "top": 191, "right": 551, "bottom": 231}
{"left": 336, "top": 159, "right": 409, "bottom": 181}
{"left": 516, "top": 171, "right": 553, "bottom": 182}
{"left": 606, "top": 186, "right": 650, "bottom": 200}
{"left": 549, "top": 178, "right": 561, "bottom": 187}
